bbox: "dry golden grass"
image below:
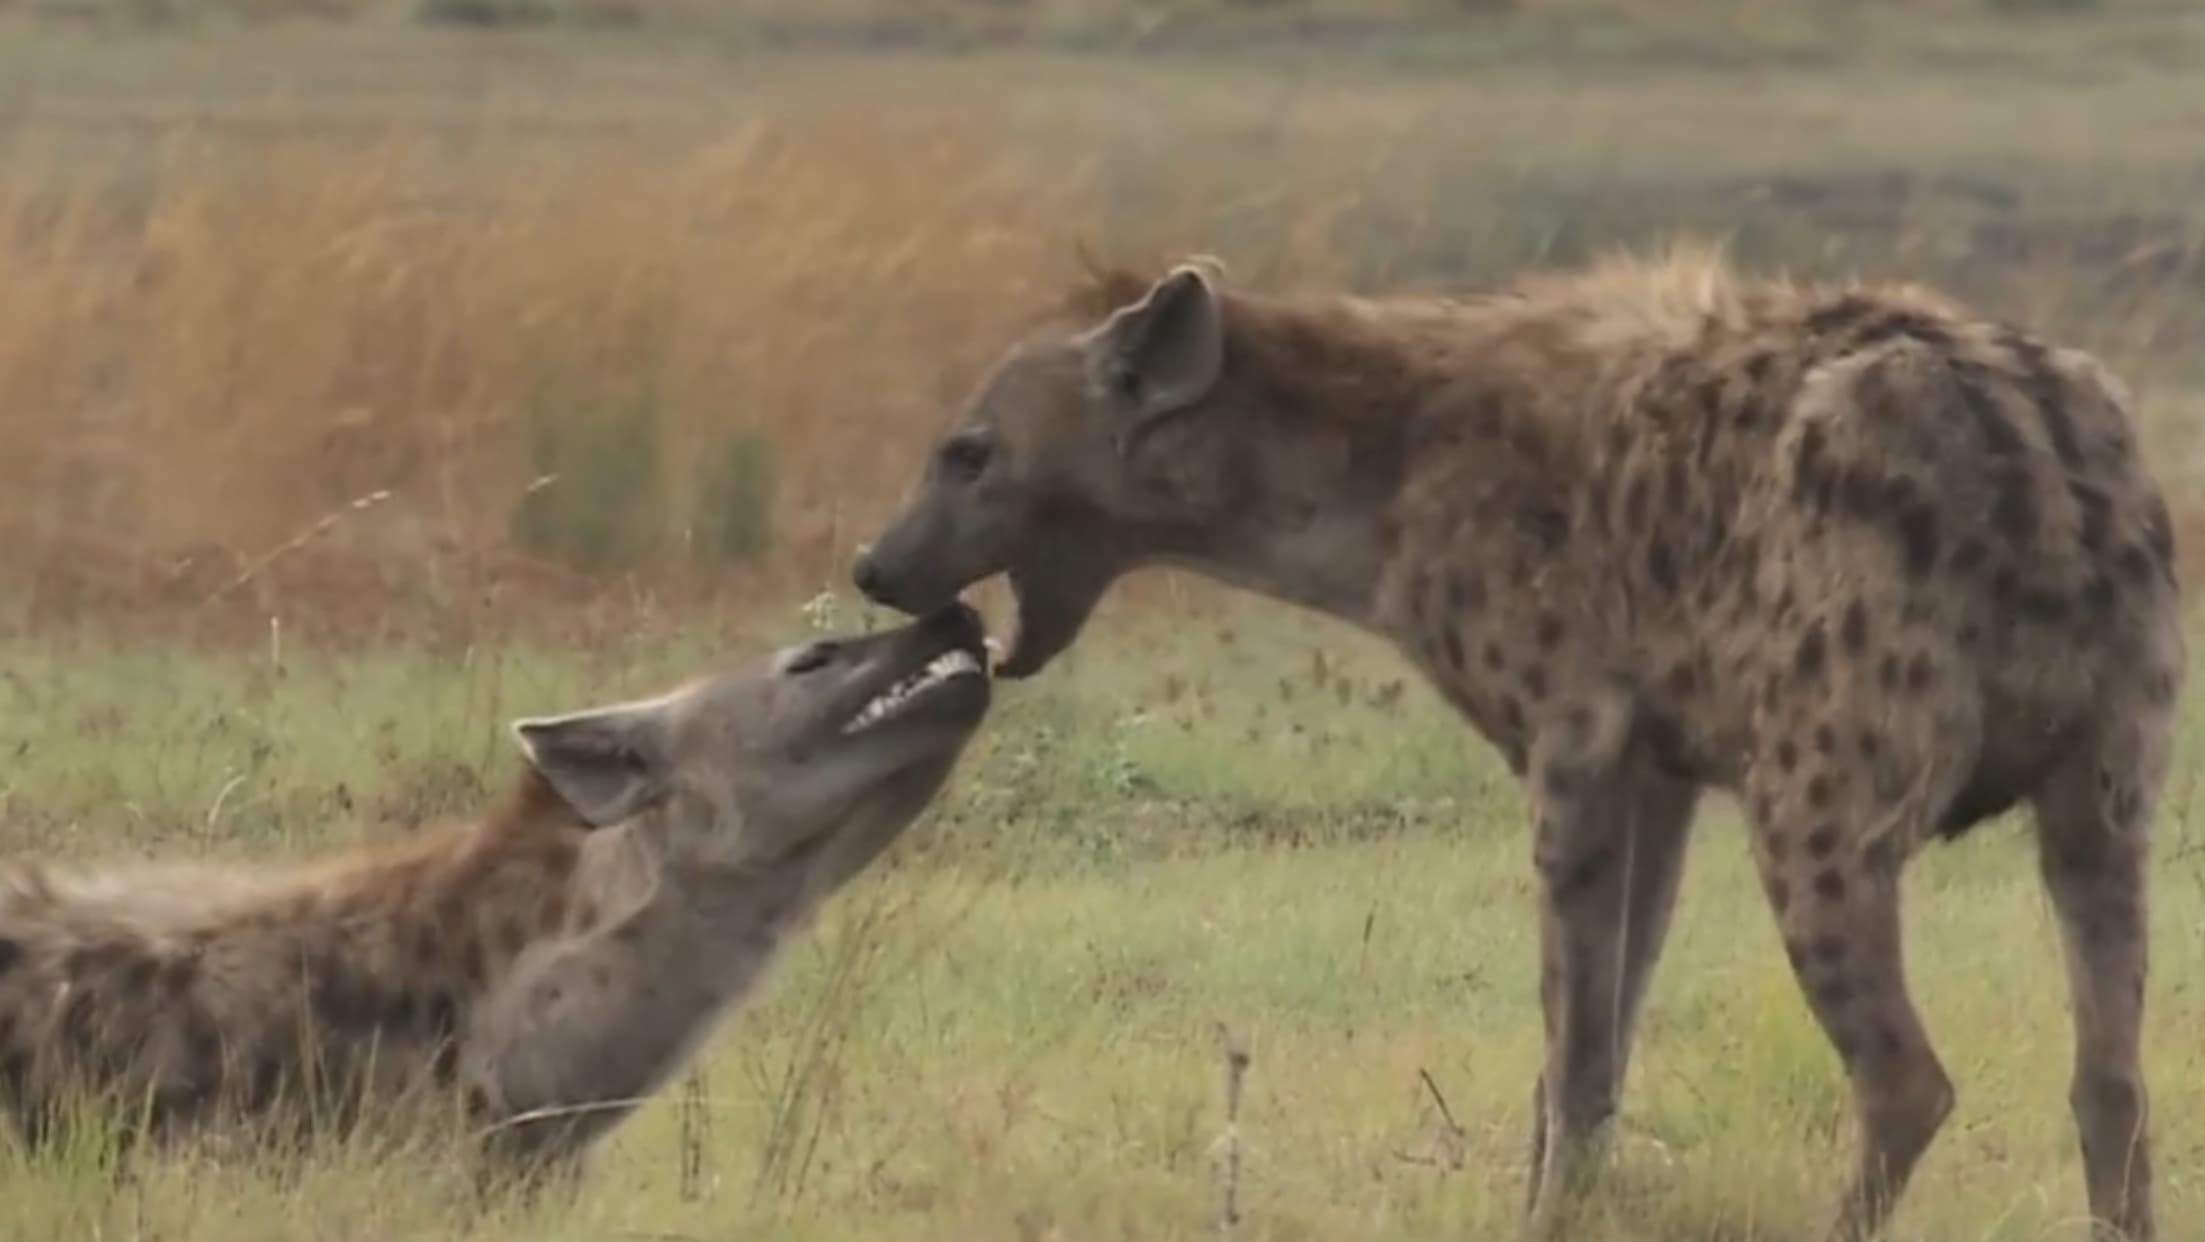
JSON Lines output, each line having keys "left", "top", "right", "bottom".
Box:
{"left": 3, "top": 17, "right": 2203, "bottom": 645}
{"left": 0, "top": 113, "right": 1101, "bottom": 632}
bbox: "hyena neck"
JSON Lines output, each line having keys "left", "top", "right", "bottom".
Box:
{"left": 469, "top": 843, "right": 819, "bottom": 1126}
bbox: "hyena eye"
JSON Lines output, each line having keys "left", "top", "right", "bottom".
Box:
{"left": 785, "top": 642, "right": 837, "bottom": 675}
{"left": 939, "top": 434, "right": 992, "bottom": 483}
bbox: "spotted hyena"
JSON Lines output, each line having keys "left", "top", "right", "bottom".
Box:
{"left": 0, "top": 606, "right": 990, "bottom": 1177}
{"left": 853, "top": 252, "right": 2183, "bottom": 1239}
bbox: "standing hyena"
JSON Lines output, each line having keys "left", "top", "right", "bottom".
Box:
{"left": 853, "top": 252, "right": 2183, "bottom": 1239}
{"left": 0, "top": 606, "right": 990, "bottom": 1176}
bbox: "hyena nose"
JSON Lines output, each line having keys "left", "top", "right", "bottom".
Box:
{"left": 851, "top": 550, "right": 892, "bottom": 607}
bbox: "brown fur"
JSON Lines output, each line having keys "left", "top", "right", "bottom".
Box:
{"left": 0, "top": 768, "right": 592, "bottom": 1144}
{"left": 859, "top": 247, "right": 2184, "bottom": 1239}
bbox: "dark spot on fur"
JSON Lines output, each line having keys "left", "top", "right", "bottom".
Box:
{"left": 1839, "top": 601, "right": 1869, "bottom": 655}
{"left": 1664, "top": 458, "right": 1690, "bottom": 514}
{"left": 2117, "top": 543, "right": 2154, "bottom": 585}
{"left": 1768, "top": 876, "right": 1791, "bottom": 913}
{"left": 460, "top": 937, "right": 488, "bottom": 984}
{"left": 1624, "top": 475, "right": 1649, "bottom": 528}
{"left": 1777, "top": 740, "right": 1799, "bottom": 773}
{"left": 1792, "top": 426, "right": 1827, "bottom": 502}
{"left": 1535, "top": 612, "right": 1566, "bottom": 649}
{"left": 0, "top": 939, "right": 18, "bottom": 977}
{"left": 1949, "top": 539, "right": 1987, "bottom": 575}
{"left": 1499, "top": 695, "right": 1524, "bottom": 734}
{"left": 1813, "top": 870, "right": 1848, "bottom": 903}
{"left": 1665, "top": 662, "right": 1697, "bottom": 698}
{"left": 1483, "top": 641, "right": 1506, "bottom": 672}
{"left": 1957, "top": 366, "right": 2023, "bottom": 456}
{"left": 1441, "top": 628, "right": 1465, "bottom": 671}
{"left": 1751, "top": 796, "right": 1772, "bottom": 825}
{"left": 1991, "top": 468, "right": 2037, "bottom": 542}
{"left": 411, "top": 926, "right": 441, "bottom": 968}
{"left": 1878, "top": 1025, "right": 1906, "bottom": 1059}
{"left": 1806, "top": 825, "right": 1839, "bottom": 858}
{"left": 2014, "top": 584, "right": 2071, "bottom": 624}
{"left": 2070, "top": 481, "right": 2112, "bottom": 553}
{"left": 1806, "top": 776, "right": 1832, "bottom": 809}
{"left": 1546, "top": 846, "right": 1611, "bottom": 903}
{"left": 1859, "top": 310, "right": 1954, "bottom": 350}
{"left": 160, "top": 954, "right": 199, "bottom": 995}
{"left": 2083, "top": 574, "right": 2117, "bottom": 617}
{"left": 182, "top": 1010, "right": 222, "bottom": 1066}
{"left": 1879, "top": 654, "right": 1901, "bottom": 690}
{"left": 1543, "top": 763, "right": 1579, "bottom": 801}
{"left": 1816, "top": 977, "right": 1855, "bottom": 1009}
{"left": 1647, "top": 539, "right": 1679, "bottom": 594}
{"left": 1904, "top": 653, "right": 1936, "bottom": 692}
{"left": 1893, "top": 504, "right": 1939, "bottom": 577}
{"left": 1638, "top": 711, "right": 1700, "bottom": 779}
{"left": 1795, "top": 624, "right": 1827, "bottom": 683}
{"left": 1449, "top": 572, "right": 1486, "bottom": 615}
{"left": 1806, "top": 294, "right": 1878, "bottom": 338}
{"left": 1956, "top": 622, "right": 1980, "bottom": 647}
{"left": 1521, "top": 665, "right": 1549, "bottom": 702}
{"left": 1520, "top": 505, "right": 1569, "bottom": 552}
{"left": 1858, "top": 730, "right": 1881, "bottom": 760}
{"left": 2003, "top": 332, "right": 2081, "bottom": 465}
{"left": 1836, "top": 465, "right": 1880, "bottom": 516}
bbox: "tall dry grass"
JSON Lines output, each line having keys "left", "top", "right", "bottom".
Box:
{"left": 5, "top": 27, "right": 2203, "bottom": 641}
{"left": 0, "top": 112, "right": 1112, "bottom": 634}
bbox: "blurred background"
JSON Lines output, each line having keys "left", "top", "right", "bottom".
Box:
{"left": 4, "top": 0, "right": 2201, "bottom": 648}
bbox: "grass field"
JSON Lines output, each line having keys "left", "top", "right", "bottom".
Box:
{"left": 6, "top": 4, "right": 2205, "bottom": 1239}
{"left": 2, "top": 601, "right": 2203, "bottom": 1241}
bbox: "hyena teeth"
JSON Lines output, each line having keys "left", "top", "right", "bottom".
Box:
{"left": 841, "top": 648, "right": 983, "bottom": 734}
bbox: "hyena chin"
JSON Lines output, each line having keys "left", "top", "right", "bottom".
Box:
{"left": 0, "top": 605, "right": 990, "bottom": 1180}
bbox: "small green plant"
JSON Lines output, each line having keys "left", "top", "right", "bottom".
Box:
{"left": 690, "top": 431, "right": 777, "bottom": 566}
{"left": 412, "top": 0, "right": 554, "bottom": 27}
{"left": 510, "top": 383, "right": 668, "bottom": 572}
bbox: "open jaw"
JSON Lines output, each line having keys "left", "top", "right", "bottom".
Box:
{"left": 838, "top": 619, "right": 995, "bottom": 737}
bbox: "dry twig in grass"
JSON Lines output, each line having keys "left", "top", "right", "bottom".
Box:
{"left": 1213, "top": 1021, "right": 1250, "bottom": 1233}
{"left": 198, "top": 488, "right": 395, "bottom": 608}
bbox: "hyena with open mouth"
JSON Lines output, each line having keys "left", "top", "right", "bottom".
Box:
{"left": 0, "top": 605, "right": 991, "bottom": 1179}
{"left": 856, "top": 252, "right": 2181, "bottom": 1240}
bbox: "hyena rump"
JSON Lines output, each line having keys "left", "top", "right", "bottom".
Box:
{"left": 854, "top": 252, "right": 2183, "bottom": 1240}
{"left": 0, "top": 607, "right": 991, "bottom": 1176}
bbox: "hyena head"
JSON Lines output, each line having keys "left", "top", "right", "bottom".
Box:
{"left": 512, "top": 605, "right": 991, "bottom": 879}
{"left": 854, "top": 262, "right": 1255, "bottom": 679}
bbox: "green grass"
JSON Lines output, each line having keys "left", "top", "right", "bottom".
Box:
{"left": 2, "top": 598, "right": 2203, "bottom": 1241}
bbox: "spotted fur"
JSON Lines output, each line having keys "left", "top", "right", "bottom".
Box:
{"left": 859, "top": 247, "right": 2183, "bottom": 1240}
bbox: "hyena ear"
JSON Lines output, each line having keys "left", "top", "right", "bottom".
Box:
{"left": 1083, "top": 262, "right": 1225, "bottom": 454}
{"left": 510, "top": 704, "right": 670, "bottom": 829}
